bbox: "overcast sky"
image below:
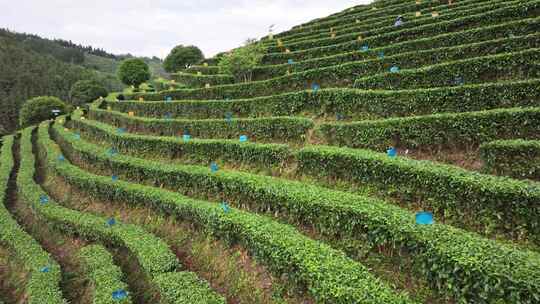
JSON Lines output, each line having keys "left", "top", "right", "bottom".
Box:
{"left": 0, "top": 0, "right": 372, "bottom": 59}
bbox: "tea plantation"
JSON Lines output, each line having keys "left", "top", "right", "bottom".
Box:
{"left": 1, "top": 0, "right": 540, "bottom": 303}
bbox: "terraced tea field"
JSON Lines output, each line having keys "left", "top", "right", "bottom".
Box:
{"left": 1, "top": 0, "right": 540, "bottom": 303}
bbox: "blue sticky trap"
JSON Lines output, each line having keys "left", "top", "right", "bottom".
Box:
{"left": 416, "top": 211, "right": 434, "bottom": 225}
{"left": 163, "top": 112, "right": 172, "bottom": 119}
{"left": 360, "top": 45, "right": 369, "bottom": 52}
{"left": 57, "top": 155, "right": 65, "bottom": 162}
{"left": 454, "top": 76, "right": 464, "bottom": 85}
{"left": 210, "top": 162, "right": 218, "bottom": 173}
{"left": 387, "top": 147, "right": 397, "bottom": 158}
{"left": 111, "top": 175, "right": 118, "bottom": 182}
{"left": 311, "top": 83, "right": 320, "bottom": 93}
{"left": 73, "top": 133, "right": 81, "bottom": 140}
{"left": 288, "top": 59, "right": 294, "bottom": 65}
{"left": 40, "top": 266, "right": 50, "bottom": 273}
{"left": 378, "top": 51, "right": 385, "bottom": 59}
{"left": 225, "top": 97, "right": 231, "bottom": 102}
{"left": 117, "top": 128, "right": 126, "bottom": 134}
{"left": 225, "top": 112, "right": 233, "bottom": 123}
{"left": 106, "top": 218, "right": 116, "bottom": 227}
{"left": 51, "top": 109, "right": 61, "bottom": 116}
{"left": 220, "top": 202, "right": 231, "bottom": 213}
{"left": 107, "top": 148, "right": 118, "bottom": 156}
{"left": 390, "top": 66, "right": 400, "bottom": 73}
{"left": 183, "top": 134, "right": 191, "bottom": 142}
{"left": 239, "top": 135, "right": 248, "bottom": 142}
{"left": 112, "top": 289, "right": 127, "bottom": 300}
{"left": 39, "top": 194, "right": 49, "bottom": 204}
{"left": 165, "top": 96, "right": 172, "bottom": 102}
{"left": 336, "top": 113, "right": 344, "bottom": 121}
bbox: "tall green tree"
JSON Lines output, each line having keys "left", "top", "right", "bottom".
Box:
{"left": 117, "top": 58, "right": 151, "bottom": 88}
{"left": 163, "top": 45, "right": 204, "bottom": 72}
{"left": 69, "top": 80, "right": 108, "bottom": 105}
{"left": 218, "top": 40, "right": 266, "bottom": 82}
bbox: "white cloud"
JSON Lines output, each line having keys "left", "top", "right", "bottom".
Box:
{"left": 0, "top": 0, "right": 372, "bottom": 58}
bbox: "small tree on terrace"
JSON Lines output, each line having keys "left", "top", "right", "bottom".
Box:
{"left": 218, "top": 39, "right": 266, "bottom": 83}
{"left": 117, "top": 58, "right": 150, "bottom": 89}
{"left": 69, "top": 79, "right": 108, "bottom": 106}
{"left": 163, "top": 45, "right": 204, "bottom": 72}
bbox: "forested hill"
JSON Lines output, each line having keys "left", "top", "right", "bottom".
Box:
{"left": 0, "top": 29, "right": 166, "bottom": 136}
{"left": 0, "top": 28, "right": 166, "bottom": 78}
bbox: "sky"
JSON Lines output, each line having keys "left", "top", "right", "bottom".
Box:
{"left": 0, "top": 0, "right": 372, "bottom": 59}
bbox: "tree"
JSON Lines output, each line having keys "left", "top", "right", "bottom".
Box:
{"left": 163, "top": 45, "right": 204, "bottom": 72}
{"left": 69, "top": 80, "right": 108, "bottom": 106}
{"left": 19, "top": 96, "right": 70, "bottom": 128}
{"left": 218, "top": 40, "right": 266, "bottom": 82}
{"left": 117, "top": 58, "right": 150, "bottom": 88}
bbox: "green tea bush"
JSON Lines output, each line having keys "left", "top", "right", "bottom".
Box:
{"left": 0, "top": 135, "right": 65, "bottom": 304}
{"left": 480, "top": 139, "right": 540, "bottom": 180}
{"left": 106, "top": 80, "right": 540, "bottom": 120}
{"left": 78, "top": 245, "right": 132, "bottom": 304}
{"left": 317, "top": 107, "right": 540, "bottom": 150}
{"left": 41, "top": 122, "right": 415, "bottom": 304}
{"left": 51, "top": 121, "right": 540, "bottom": 303}
{"left": 117, "top": 59, "right": 150, "bottom": 89}
{"left": 89, "top": 107, "right": 312, "bottom": 143}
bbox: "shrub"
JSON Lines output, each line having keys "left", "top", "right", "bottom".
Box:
{"left": 218, "top": 40, "right": 266, "bottom": 82}
{"left": 69, "top": 80, "right": 108, "bottom": 106}
{"left": 19, "top": 96, "right": 70, "bottom": 128}
{"left": 163, "top": 45, "right": 204, "bottom": 73}
{"left": 117, "top": 59, "right": 151, "bottom": 88}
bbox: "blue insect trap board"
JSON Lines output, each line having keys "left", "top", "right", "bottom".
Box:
{"left": 387, "top": 147, "right": 397, "bottom": 157}
{"left": 107, "top": 148, "right": 118, "bottom": 156}
{"left": 183, "top": 134, "right": 191, "bottom": 142}
{"left": 51, "top": 109, "right": 61, "bottom": 116}
{"left": 106, "top": 218, "right": 116, "bottom": 227}
{"left": 220, "top": 202, "right": 231, "bottom": 213}
{"left": 73, "top": 133, "right": 81, "bottom": 140}
{"left": 311, "top": 83, "right": 320, "bottom": 93}
{"left": 40, "top": 266, "right": 50, "bottom": 273}
{"left": 116, "top": 128, "right": 126, "bottom": 134}
{"left": 163, "top": 113, "right": 172, "bottom": 119}
{"left": 57, "top": 155, "right": 65, "bottom": 162}
{"left": 454, "top": 76, "right": 464, "bottom": 85}
{"left": 210, "top": 162, "right": 219, "bottom": 172}
{"left": 360, "top": 45, "right": 369, "bottom": 52}
{"left": 336, "top": 113, "right": 345, "bottom": 121}
{"left": 111, "top": 175, "right": 119, "bottom": 182}
{"left": 288, "top": 59, "right": 294, "bottom": 65}
{"left": 112, "top": 289, "right": 128, "bottom": 300}
{"left": 390, "top": 66, "right": 400, "bottom": 73}
{"left": 39, "top": 194, "right": 49, "bottom": 204}
{"left": 165, "top": 96, "right": 172, "bottom": 102}
{"left": 225, "top": 112, "right": 233, "bottom": 123}
{"left": 378, "top": 51, "right": 385, "bottom": 59}
{"left": 239, "top": 135, "right": 248, "bottom": 142}
{"left": 415, "top": 211, "right": 434, "bottom": 225}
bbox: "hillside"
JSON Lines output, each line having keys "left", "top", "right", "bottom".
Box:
{"left": 2, "top": 0, "right": 540, "bottom": 303}
{"left": 0, "top": 29, "right": 167, "bottom": 136}
{"left": 0, "top": 35, "right": 119, "bottom": 135}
